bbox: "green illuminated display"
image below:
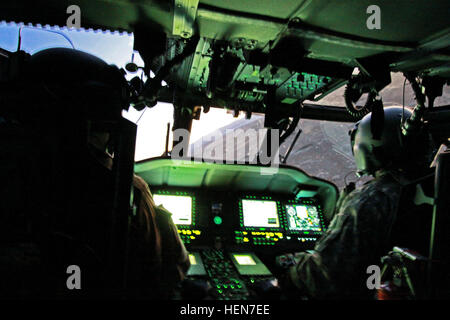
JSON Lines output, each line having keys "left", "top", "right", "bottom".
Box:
{"left": 153, "top": 194, "right": 193, "bottom": 225}
{"left": 233, "top": 254, "right": 256, "bottom": 265}
{"left": 188, "top": 254, "right": 197, "bottom": 265}
{"left": 241, "top": 199, "right": 279, "bottom": 228}
{"left": 285, "top": 204, "right": 322, "bottom": 232}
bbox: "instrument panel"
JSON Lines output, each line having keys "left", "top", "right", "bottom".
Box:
{"left": 152, "top": 188, "right": 326, "bottom": 251}
{"left": 137, "top": 157, "right": 339, "bottom": 300}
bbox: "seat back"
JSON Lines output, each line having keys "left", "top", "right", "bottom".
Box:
{"left": 0, "top": 119, "right": 115, "bottom": 298}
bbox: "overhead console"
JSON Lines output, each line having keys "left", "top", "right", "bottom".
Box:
{"left": 135, "top": 157, "right": 338, "bottom": 299}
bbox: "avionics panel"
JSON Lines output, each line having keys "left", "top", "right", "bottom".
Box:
{"left": 235, "top": 195, "right": 326, "bottom": 247}
{"left": 151, "top": 188, "right": 326, "bottom": 249}
{"left": 235, "top": 195, "right": 286, "bottom": 246}
{"left": 283, "top": 198, "right": 325, "bottom": 242}
{"left": 152, "top": 189, "right": 202, "bottom": 245}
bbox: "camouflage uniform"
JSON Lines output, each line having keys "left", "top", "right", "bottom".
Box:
{"left": 288, "top": 171, "right": 404, "bottom": 299}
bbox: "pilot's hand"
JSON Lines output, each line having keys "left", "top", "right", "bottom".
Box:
{"left": 275, "top": 254, "right": 309, "bottom": 300}
{"left": 275, "top": 254, "right": 297, "bottom": 269}
{"left": 276, "top": 252, "right": 308, "bottom": 270}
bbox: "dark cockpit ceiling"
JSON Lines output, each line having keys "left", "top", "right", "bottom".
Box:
{"left": 3, "top": 1, "right": 449, "bottom": 119}
{"left": 4, "top": 0, "right": 448, "bottom": 52}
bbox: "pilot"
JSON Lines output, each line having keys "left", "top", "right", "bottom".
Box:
{"left": 280, "top": 106, "right": 434, "bottom": 299}
{"left": 1, "top": 47, "right": 189, "bottom": 298}
{"left": 59, "top": 49, "right": 191, "bottom": 298}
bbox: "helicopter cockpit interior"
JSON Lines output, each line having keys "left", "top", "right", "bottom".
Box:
{"left": 0, "top": 0, "right": 449, "bottom": 301}
{"left": 135, "top": 158, "right": 338, "bottom": 299}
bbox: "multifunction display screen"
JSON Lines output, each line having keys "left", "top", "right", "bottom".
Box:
{"left": 241, "top": 199, "right": 280, "bottom": 228}
{"left": 153, "top": 194, "right": 193, "bottom": 225}
{"left": 285, "top": 204, "right": 322, "bottom": 232}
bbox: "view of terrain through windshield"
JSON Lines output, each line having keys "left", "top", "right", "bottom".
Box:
{"left": 2, "top": 22, "right": 449, "bottom": 190}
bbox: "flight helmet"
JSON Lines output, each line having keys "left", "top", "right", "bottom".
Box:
{"left": 349, "top": 106, "right": 415, "bottom": 176}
